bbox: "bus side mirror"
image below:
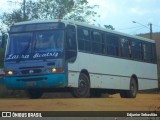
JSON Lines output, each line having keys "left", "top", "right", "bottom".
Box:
{"left": 1, "top": 33, "right": 7, "bottom": 48}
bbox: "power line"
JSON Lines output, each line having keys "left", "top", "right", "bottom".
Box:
{"left": 132, "top": 21, "right": 152, "bottom": 39}
{"left": 117, "top": 26, "right": 144, "bottom": 31}
{"left": 152, "top": 24, "right": 160, "bottom": 28}
{"left": 130, "top": 27, "right": 146, "bottom": 35}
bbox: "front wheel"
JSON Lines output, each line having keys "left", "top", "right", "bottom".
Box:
{"left": 72, "top": 73, "right": 90, "bottom": 98}
{"left": 120, "top": 78, "right": 138, "bottom": 98}
{"left": 26, "top": 89, "right": 43, "bottom": 99}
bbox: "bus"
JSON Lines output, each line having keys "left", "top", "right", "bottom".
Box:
{"left": 2, "top": 19, "right": 158, "bottom": 98}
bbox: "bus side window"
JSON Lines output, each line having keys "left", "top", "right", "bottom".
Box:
{"left": 77, "top": 27, "right": 91, "bottom": 52}
{"left": 152, "top": 43, "right": 157, "bottom": 63}
{"left": 131, "top": 40, "right": 142, "bottom": 60}
{"left": 106, "top": 33, "right": 119, "bottom": 56}
{"left": 92, "top": 31, "right": 103, "bottom": 54}
{"left": 142, "top": 42, "right": 153, "bottom": 62}
{"left": 65, "top": 25, "right": 77, "bottom": 62}
{"left": 120, "top": 38, "right": 130, "bottom": 58}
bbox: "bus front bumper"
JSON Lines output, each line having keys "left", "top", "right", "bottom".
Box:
{"left": 0, "top": 77, "right": 4, "bottom": 85}
{"left": 4, "top": 74, "right": 67, "bottom": 90}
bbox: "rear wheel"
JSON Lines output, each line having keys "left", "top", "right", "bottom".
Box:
{"left": 26, "top": 89, "right": 43, "bottom": 99}
{"left": 72, "top": 73, "right": 90, "bottom": 98}
{"left": 120, "top": 91, "right": 127, "bottom": 98}
{"left": 120, "top": 78, "right": 138, "bottom": 98}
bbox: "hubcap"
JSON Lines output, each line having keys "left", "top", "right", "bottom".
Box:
{"left": 131, "top": 83, "right": 136, "bottom": 95}
{"left": 77, "top": 79, "right": 87, "bottom": 94}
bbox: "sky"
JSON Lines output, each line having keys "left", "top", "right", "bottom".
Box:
{"left": 87, "top": 0, "right": 160, "bottom": 34}
{"left": 0, "top": 0, "right": 160, "bottom": 35}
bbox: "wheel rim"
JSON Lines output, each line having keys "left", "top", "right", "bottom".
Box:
{"left": 77, "top": 79, "right": 88, "bottom": 95}
{"left": 131, "top": 82, "right": 137, "bottom": 96}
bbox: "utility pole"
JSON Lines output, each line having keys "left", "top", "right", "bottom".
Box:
{"left": 23, "top": 0, "right": 26, "bottom": 21}
{"left": 149, "top": 23, "right": 152, "bottom": 39}
{"left": 132, "top": 21, "right": 153, "bottom": 39}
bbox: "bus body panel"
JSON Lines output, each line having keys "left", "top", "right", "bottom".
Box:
{"left": 138, "top": 78, "right": 158, "bottom": 90}
{"left": 4, "top": 73, "right": 67, "bottom": 89}
{"left": 67, "top": 71, "right": 79, "bottom": 88}
{"left": 68, "top": 52, "right": 158, "bottom": 90}
{"left": 67, "top": 62, "right": 79, "bottom": 88}
{"left": 4, "top": 58, "right": 67, "bottom": 89}
{"left": 0, "top": 77, "right": 4, "bottom": 84}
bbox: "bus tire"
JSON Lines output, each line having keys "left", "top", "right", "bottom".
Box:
{"left": 120, "top": 90, "right": 127, "bottom": 98}
{"left": 26, "top": 89, "right": 43, "bottom": 99}
{"left": 127, "top": 77, "right": 138, "bottom": 98}
{"left": 72, "top": 73, "right": 90, "bottom": 98}
{"left": 120, "top": 78, "right": 138, "bottom": 98}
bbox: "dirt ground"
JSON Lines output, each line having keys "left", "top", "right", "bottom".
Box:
{"left": 0, "top": 93, "right": 159, "bottom": 111}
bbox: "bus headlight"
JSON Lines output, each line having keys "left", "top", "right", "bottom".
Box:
{"left": 51, "top": 68, "right": 56, "bottom": 73}
{"left": 8, "top": 70, "right": 13, "bottom": 75}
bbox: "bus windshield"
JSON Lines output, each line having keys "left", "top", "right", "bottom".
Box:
{"left": 34, "top": 31, "right": 63, "bottom": 52}
{"left": 7, "top": 33, "right": 32, "bottom": 54}
{"left": 6, "top": 30, "right": 64, "bottom": 61}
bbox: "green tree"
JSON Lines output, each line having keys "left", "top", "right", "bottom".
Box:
{"left": 0, "top": 0, "right": 40, "bottom": 26}
{"left": 38, "top": 0, "right": 75, "bottom": 19}
{"left": 1, "top": 9, "right": 23, "bottom": 26}
{"left": 104, "top": 25, "right": 115, "bottom": 30}
{"left": 0, "top": 0, "right": 99, "bottom": 26}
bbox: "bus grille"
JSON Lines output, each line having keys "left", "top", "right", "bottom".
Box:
{"left": 21, "top": 69, "right": 42, "bottom": 75}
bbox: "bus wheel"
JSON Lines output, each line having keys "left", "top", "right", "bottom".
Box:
{"left": 26, "top": 89, "right": 43, "bottom": 99}
{"left": 120, "top": 90, "right": 127, "bottom": 98}
{"left": 120, "top": 78, "right": 138, "bottom": 98}
{"left": 128, "top": 77, "right": 138, "bottom": 98}
{"left": 72, "top": 73, "right": 90, "bottom": 98}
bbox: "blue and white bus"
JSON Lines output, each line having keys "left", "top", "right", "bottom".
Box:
{"left": 2, "top": 19, "right": 158, "bottom": 98}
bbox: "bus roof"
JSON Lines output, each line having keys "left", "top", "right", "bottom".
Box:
{"left": 13, "top": 19, "right": 155, "bottom": 43}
